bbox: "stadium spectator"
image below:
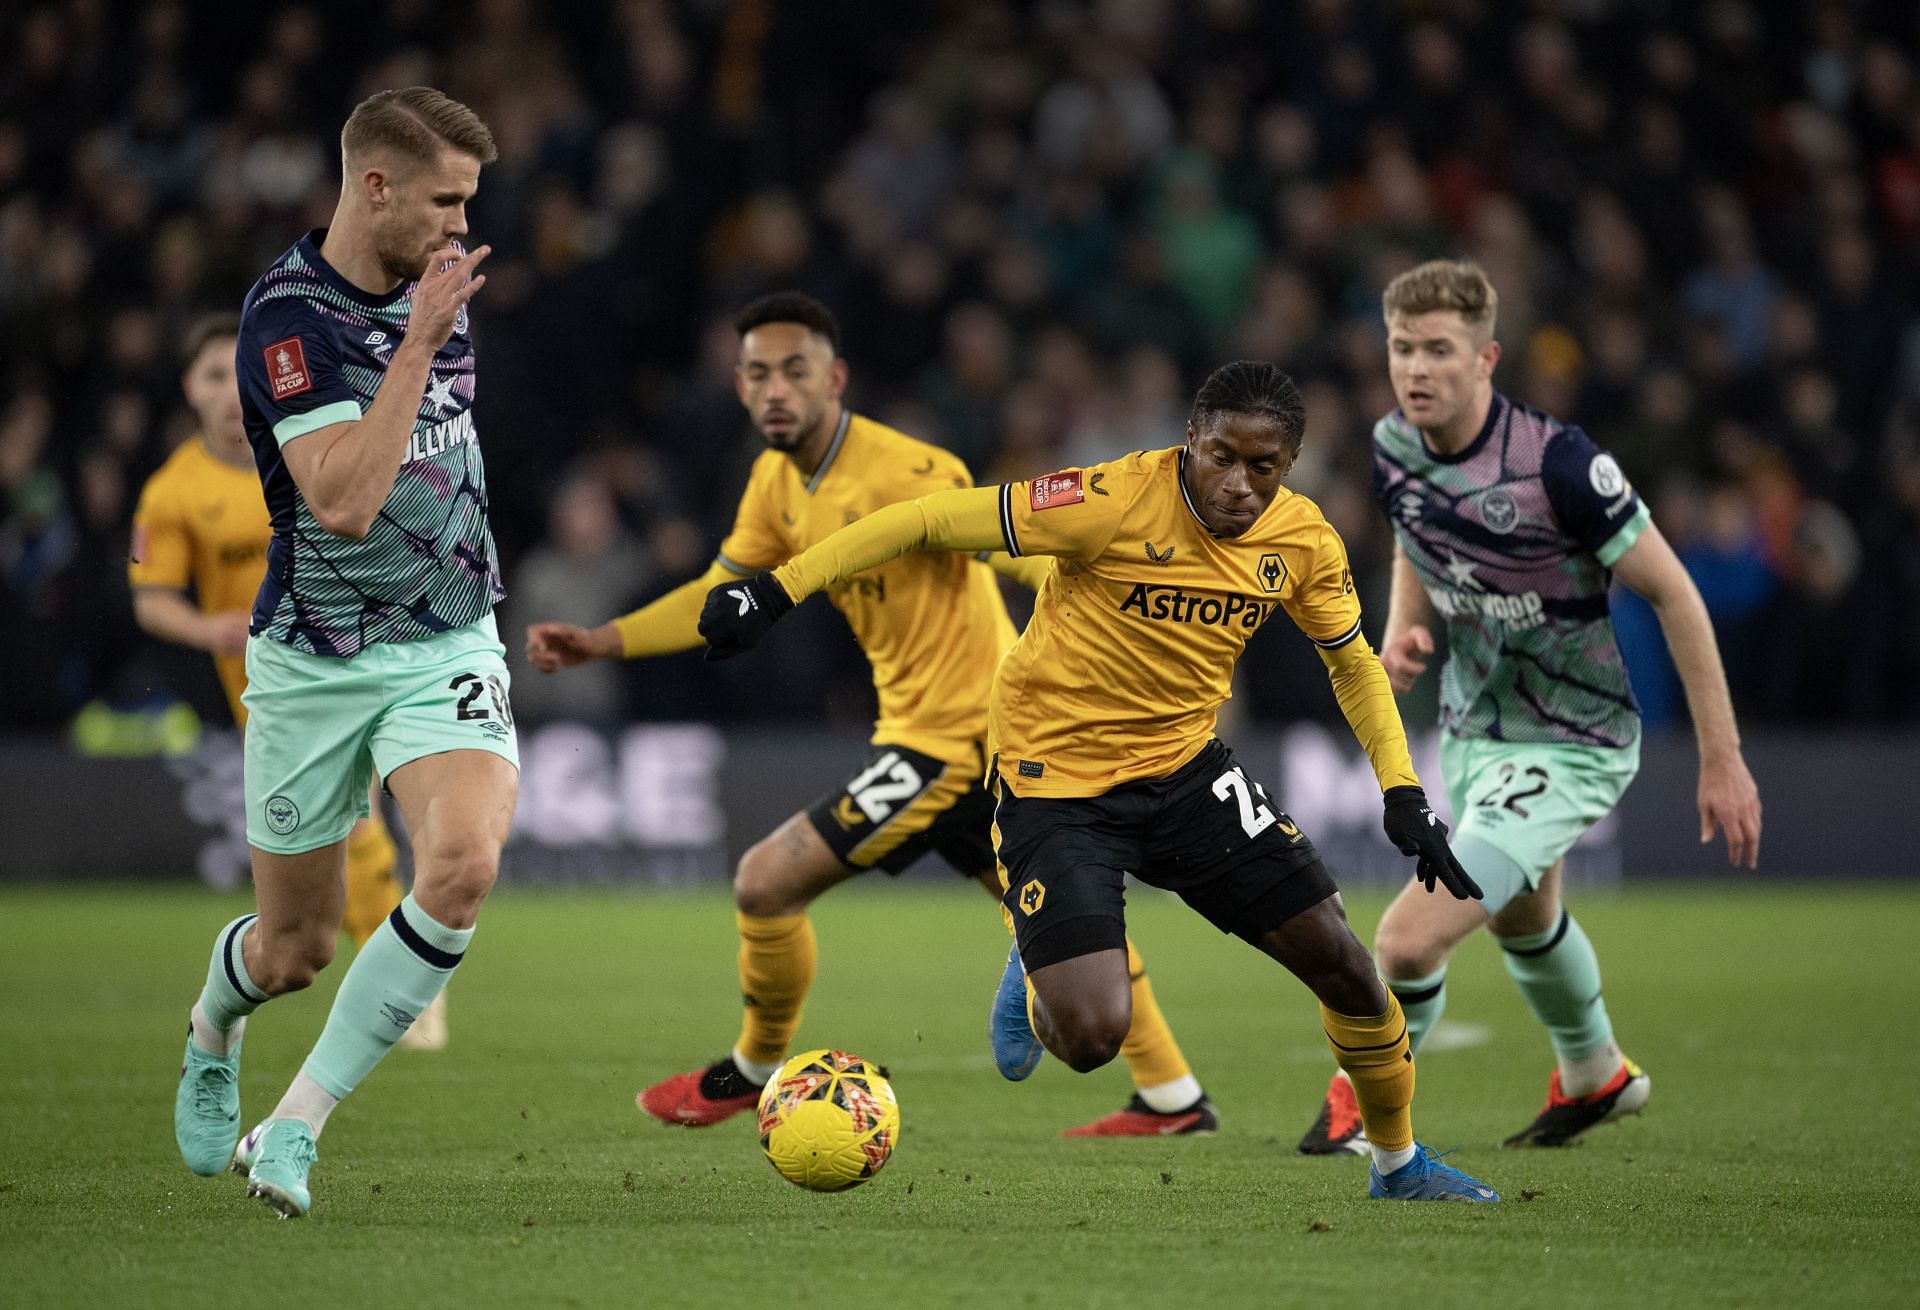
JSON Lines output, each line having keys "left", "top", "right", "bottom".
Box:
{"left": 502, "top": 467, "right": 653, "bottom": 730}
{"left": 1, "top": 0, "right": 1916, "bottom": 732}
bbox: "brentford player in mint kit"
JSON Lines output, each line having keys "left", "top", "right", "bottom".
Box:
{"left": 172, "top": 87, "right": 517, "bottom": 1218}
{"left": 1298, "top": 260, "right": 1762, "bottom": 1156}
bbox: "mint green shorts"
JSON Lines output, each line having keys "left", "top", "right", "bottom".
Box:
{"left": 241, "top": 613, "right": 519, "bottom": 854}
{"left": 1440, "top": 733, "right": 1640, "bottom": 888}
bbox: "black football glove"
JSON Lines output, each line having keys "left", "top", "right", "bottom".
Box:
{"left": 1381, "top": 785, "right": 1482, "bottom": 901}
{"left": 698, "top": 571, "right": 795, "bottom": 661}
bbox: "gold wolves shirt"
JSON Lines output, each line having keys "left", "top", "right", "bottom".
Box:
{"left": 237, "top": 231, "right": 503, "bottom": 657}
{"left": 129, "top": 438, "right": 272, "bottom": 717}
{"left": 1372, "top": 393, "right": 1651, "bottom": 747}
{"left": 720, "top": 412, "right": 1015, "bottom": 762}
{"left": 990, "top": 448, "right": 1365, "bottom": 796}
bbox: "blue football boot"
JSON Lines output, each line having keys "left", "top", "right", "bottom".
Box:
{"left": 989, "top": 943, "right": 1044, "bottom": 1081}
{"left": 1369, "top": 1144, "right": 1500, "bottom": 1202}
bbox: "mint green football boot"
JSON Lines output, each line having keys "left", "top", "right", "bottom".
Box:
{"left": 174, "top": 1023, "right": 244, "bottom": 1176}
{"left": 229, "top": 1121, "right": 266, "bottom": 1176}
{"left": 246, "top": 1119, "right": 318, "bottom": 1218}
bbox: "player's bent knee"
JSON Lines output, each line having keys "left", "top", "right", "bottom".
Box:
{"left": 414, "top": 836, "right": 501, "bottom": 925}
{"left": 1314, "top": 955, "right": 1390, "bottom": 1018}
{"left": 733, "top": 840, "right": 811, "bottom": 917}
{"left": 1038, "top": 992, "right": 1130, "bottom": 1072}
{"left": 1373, "top": 916, "right": 1450, "bottom": 982}
{"left": 1053, "top": 1018, "right": 1128, "bottom": 1073}
{"left": 1264, "top": 908, "right": 1390, "bottom": 1015}
{"left": 252, "top": 929, "right": 335, "bottom": 995}
{"left": 1490, "top": 885, "right": 1561, "bottom": 941}
{"left": 733, "top": 882, "right": 797, "bottom": 918}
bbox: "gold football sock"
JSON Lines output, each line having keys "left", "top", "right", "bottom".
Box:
{"left": 734, "top": 911, "right": 817, "bottom": 1070}
{"left": 1119, "top": 938, "right": 1192, "bottom": 1091}
{"left": 1321, "top": 994, "right": 1415, "bottom": 1153}
{"left": 341, "top": 814, "right": 402, "bottom": 947}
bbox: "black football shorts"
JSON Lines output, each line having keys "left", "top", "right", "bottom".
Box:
{"left": 993, "top": 739, "right": 1338, "bottom": 970}
{"left": 806, "top": 741, "right": 996, "bottom": 878}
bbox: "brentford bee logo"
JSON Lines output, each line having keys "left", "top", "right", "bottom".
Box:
{"left": 265, "top": 338, "right": 312, "bottom": 398}
{"left": 1480, "top": 488, "right": 1519, "bottom": 534}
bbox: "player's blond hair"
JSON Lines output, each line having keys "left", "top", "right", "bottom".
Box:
{"left": 1382, "top": 260, "right": 1499, "bottom": 342}
{"left": 341, "top": 87, "right": 498, "bottom": 172}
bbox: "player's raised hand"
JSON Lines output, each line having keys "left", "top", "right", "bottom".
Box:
{"left": 1382, "top": 785, "right": 1483, "bottom": 900}
{"left": 406, "top": 244, "right": 490, "bottom": 349}
{"left": 698, "top": 571, "right": 794, "bottom": 660}
{"left": 1698, "top": 753, "right": 1762, "bottom": 869}
{"left": 1380, "top": 625, "right": 1434, "bottom": 695}
{"left": 201, "top": 610, "right": 251, "bottom": 657}
{"left": 526, "top": 621, "right": 619, "bottom": 672}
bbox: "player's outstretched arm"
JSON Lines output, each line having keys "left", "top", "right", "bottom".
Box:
{"left": 1610, "top": 522, "right": 1762, "bottom": 868}
{"left": 698, "top": 486, "right": 1008, "bottom": 659}
{"left": 1379, "top": 542, "right": 1438, "bottom": 695}
{"left": 528, "top": 560, "right": 745, "bottom": 671}
{"left": 1318, "top": 636, "right": 1482, "bottom": 901}
{"left": 132, "top": 587, "right": 250, "bottom": 656}
{"left": 1319, "top": 635, "right": 1421, "bottom": 792}
{"left": 525, "top": 620, "right": 618, "bottom": 670}
{"left": 280, "top": 245, "right": 490, "bottom": 540}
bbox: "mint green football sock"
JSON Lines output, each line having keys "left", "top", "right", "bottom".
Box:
{"left": 1499, "top": 910, "right": 1614, "bottom": 1061}
{"left": 1386, "top": 967, "right": 1448, "bottom": 1058}
{"left": 300, "top": 895, "right": 471, "bottom": 1099}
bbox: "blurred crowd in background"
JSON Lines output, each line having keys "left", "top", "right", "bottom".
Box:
{"left": 3, "top": 0, "right": 1919, "bottom": 740}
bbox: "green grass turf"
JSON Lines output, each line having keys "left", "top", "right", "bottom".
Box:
{"left": 2, "top": 882, "right": 1916, "bottom": 1309}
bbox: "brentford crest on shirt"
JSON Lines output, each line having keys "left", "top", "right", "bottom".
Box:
{"left": 266, "top": 338, "right": 312, "bottom": 398}
{"left": 1029, "top": 470, "right": 1084, "bottom": 510}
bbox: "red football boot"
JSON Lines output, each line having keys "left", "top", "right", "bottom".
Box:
{"left": 637, "top": 1058, "right": 763, "bottom": 1126}
{"left": 1296, "top": 1072, "right": 1369, "bottom": 1156}
{"left": 1502, "top": 1058, "right": 1651, "bottom": 1147}
{"left": 1063, "top": 1092, "right": 1218, "bottom": 1137}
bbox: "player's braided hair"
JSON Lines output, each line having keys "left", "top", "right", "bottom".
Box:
{"left": 1190, "top": 361, "right": 1306, "bottom": 461}
{"left": 735, "top": 292, "right": 843, "bottom": 358}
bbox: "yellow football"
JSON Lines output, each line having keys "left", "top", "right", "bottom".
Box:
{"left": 755, "top": 1049, "right": 901, "bottom": 1191}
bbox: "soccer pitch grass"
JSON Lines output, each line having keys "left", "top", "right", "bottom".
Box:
{"left": 3, "top": 884, "right": 1915, "bottom": 1309}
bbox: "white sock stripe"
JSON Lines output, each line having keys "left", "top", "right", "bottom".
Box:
{"left": 222, "top": 914, "right": 269, "bottom": 1006}
{"left": 729, "top": 1047, "right": 781, "bottom": 1086}
{"left": 1135, "top": 1073, "right": 1204, "bottom": 1114}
